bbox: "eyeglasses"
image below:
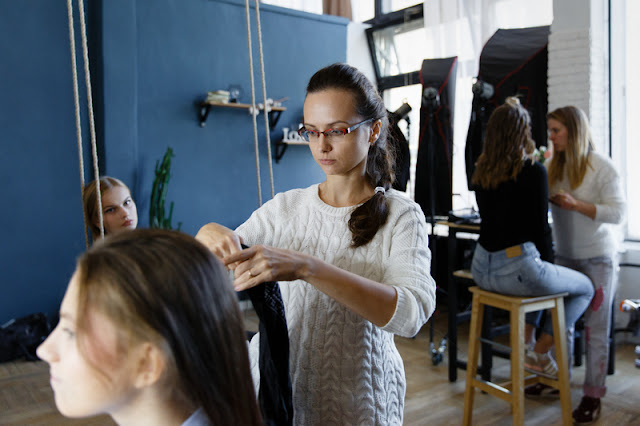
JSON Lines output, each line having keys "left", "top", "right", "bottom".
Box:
{"left": 297, "top": 118, "right": 374, "bottom": 142}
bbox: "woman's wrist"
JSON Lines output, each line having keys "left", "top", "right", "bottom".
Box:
{"left": 298, "top": 253, "right": 316, "bottom": 281}
{"left": 575, "top": 199, "right": 597, "bottom": 220}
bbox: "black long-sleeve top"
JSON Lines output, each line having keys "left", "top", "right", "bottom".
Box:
{"left": 474, "top": 160, "right": 554, "bottom": 262}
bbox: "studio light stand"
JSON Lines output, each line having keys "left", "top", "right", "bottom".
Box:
{"left": 423, "top": 86, "right": 447, "bottom": 365}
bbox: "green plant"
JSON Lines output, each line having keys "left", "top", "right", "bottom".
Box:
{"left": 149, "top": 147, "right": 182, "bottom": 230}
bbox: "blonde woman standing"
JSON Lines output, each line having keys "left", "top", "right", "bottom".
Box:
{"left": 545, "top": 106, "right": 626, "bottom": 424}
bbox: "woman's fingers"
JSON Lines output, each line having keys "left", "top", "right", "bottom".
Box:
{"left": 195, "top": 223, "right": 243, "bottom": 266}
{"left": 226, "top": 245, "right": 304, "bottom": 289}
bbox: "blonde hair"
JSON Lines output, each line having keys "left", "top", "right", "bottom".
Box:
{"left": 472, "top": 97, "right": 536, "bottom": 189}
{"left": 82, "top": 176, "right": 130, "bottom": 240}
{"left": 546, "top": 106, "right": 595, "bottom": 189}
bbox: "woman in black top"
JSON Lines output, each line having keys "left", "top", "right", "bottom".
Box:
{"left": 471, "top": 97, "right": 593, "bottom": 377}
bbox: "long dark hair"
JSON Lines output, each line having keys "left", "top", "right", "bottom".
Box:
{"left": 306, "top": 63, "right": 394, "bottom": 247}
{"left": 75, "top": 229, "right": 262, "bottom": 425}
{"left": 472, "top": 97, "right": 536, "bottom": 189}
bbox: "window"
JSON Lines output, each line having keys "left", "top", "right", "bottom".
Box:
{"left": 383, "top": 0, "right": 421, "bottom": 13}
{"left": 364, "top": 1, "right": 552, "bottom": 210}
{"left": 611, "top": 0, "right": 640, "bottom": 240}
{"left": 259, "top": 0, "right": 375, "bottom": 21}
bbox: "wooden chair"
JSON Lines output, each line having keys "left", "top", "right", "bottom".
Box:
{"left": 462, "top": 287, "right": 572, "bottom": 426}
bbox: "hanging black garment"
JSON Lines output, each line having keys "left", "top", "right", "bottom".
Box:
{"left": 388, "top": 111, "right": 411, "bottom": 192}
{"left": 243, "top": 245, "right": 293, "bottom": 426}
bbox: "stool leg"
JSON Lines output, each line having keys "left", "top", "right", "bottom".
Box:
{"left": 510, "top": 306, "right": 525, "bottom": 426}
{"left": 480, "top": 306, "right": 494, "bottom": 382}
{"left": 551, "top": 299, "right": 572, "bottom": 426}
{"left": 608, "top": 297, "right": 615, "bottom": 375}
{"left": 463, "top": 295, "right": 484, "bottom": 426}
{"left": 449, "top": 278, "right": 459, "bottom": 382}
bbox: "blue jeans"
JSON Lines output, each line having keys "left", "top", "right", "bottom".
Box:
{"left": 471, "top": 242, "right": 594, "bottom": 336}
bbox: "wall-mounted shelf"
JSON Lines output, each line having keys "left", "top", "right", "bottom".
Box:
{"left": 198, "top": 100, "right": 286, "bottom": 129}
{"left": 275, "top": 139, "right": 309, "bottom": 163}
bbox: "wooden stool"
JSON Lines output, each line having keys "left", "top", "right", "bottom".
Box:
{"left": 462, "top": 287, "right": 572, "bottom": 426}
{"left": 448, "top": 269, "right": 510, "bottom": 382}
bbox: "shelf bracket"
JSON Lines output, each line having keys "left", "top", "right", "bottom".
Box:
{"left": 275, "top": 141, "right": 289, "bottom": 163}
{"left": 199, "top": 103, "right": 212, "bottom": 127}
{"left": 269, "top": 110, "right": 283, "bottom": 130}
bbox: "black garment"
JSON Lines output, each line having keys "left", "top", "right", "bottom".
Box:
{"left": 243, "top": 245, "right": 293, "bottom": 426}
{"left": 474, "top": 160, "right": 553, "bottom": 262}
{"left": 389, "top": 117, "right": 411, "bottom": 192}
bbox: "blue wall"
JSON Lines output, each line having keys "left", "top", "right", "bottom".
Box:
{"left": 0, "top": 0, "right": 348, "bottom": 322}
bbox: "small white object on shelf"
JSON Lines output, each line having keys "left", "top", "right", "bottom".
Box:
{"left": 206, "top": 90, "right": 230, "bottom": 103}
{"left": 281, "top": 127, "right": 307, "bottom": 144}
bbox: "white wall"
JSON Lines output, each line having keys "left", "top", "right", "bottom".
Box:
{"left": 548, "top": 0, "right": 609, "bottom": 153}
{"left": 347, "top": 21, "right": 377, "bottom": 87}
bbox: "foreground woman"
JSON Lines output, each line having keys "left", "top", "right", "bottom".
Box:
{"left": 37, "top": 229, "right": 262, "bottom": 426}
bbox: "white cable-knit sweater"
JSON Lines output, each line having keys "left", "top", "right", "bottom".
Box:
{"left": 547, "top": 151, "right": 626, "bottom": 259}
{"left": 236, "top": 184, "right": 436, "bottom": 425}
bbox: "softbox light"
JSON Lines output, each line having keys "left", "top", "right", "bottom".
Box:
{"left": 415, "top": 56, "right": 458, "bottom": 219}
{"left": 465, "top": 26, "right": 550, "bottom": 189}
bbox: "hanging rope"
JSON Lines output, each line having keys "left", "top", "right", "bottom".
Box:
{"left": 254, "top": 0, "right": 275, "bottom": 199}
{"left": 66, "top": 0, "right": 89, "bottom": 248}
{"left": 244, "top": 0, "right": 263, "bottom": 206}
{"left": 66, "top": 0, "right": 103, "bottom": 247}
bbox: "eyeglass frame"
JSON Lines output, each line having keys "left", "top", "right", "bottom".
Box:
{"left": 297, "top": 118, "right": 376, "bottom": 141}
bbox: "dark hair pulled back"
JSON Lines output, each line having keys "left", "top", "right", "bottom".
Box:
{"left": 306, "top": 63, "right": 395, "bottom": 247}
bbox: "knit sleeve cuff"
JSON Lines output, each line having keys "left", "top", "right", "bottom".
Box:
{"left": 381, "top": 285, "right": 431, "bottom": 338}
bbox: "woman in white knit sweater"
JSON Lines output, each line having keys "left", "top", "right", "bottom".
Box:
{"left": 196, "top": 63, "right": 436, "bottom": 425}
{"left": 545, "top": 106, "right": 626, "bottom": 424}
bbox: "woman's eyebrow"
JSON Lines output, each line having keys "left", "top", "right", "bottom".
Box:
{"left": 59, "top": 311, "right": 74, "bottom": 321}
{"left": 303, "top": 120, "right": 350, "bottom": 128}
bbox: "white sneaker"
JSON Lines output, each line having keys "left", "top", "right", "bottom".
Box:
{"left": 524, "top": 349, "right": 558, "bottom": 378}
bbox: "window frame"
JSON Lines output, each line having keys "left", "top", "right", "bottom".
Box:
{"left": 364, "top": 3, "right": 424, "bottom": 92}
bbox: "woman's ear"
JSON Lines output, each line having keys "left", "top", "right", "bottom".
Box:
{"left": 133, "top": 342, "right": 167, "bottom": 389}
{"left": 369, "top": 119, "right": 382, "bottom": 144}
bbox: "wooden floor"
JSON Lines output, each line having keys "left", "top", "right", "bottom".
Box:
{"left": 1, "top": 304, "right": 639, "bottom": 425}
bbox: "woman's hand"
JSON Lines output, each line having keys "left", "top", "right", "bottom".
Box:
{"left": 549, "top": 191, "right": 577, "bottom": 210}
{"left": 224, "top": 245, "right": 311, "bottom": 291}
{"left": 549, "top": 192, "right": 596, "bottom": 220}
{"left": 195, "top": 223, "right": 243, "bottom": 265}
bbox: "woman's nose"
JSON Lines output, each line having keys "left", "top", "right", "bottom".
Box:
{"left": 36, "top": 333, "right": 57, "bottom": 363}
{"left": 319, "top": 135, "right": 332, "bottom": 151}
